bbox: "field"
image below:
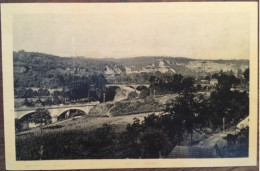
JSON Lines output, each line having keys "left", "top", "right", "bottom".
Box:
{"left": 16, "top": 112, "right": 159, "bottom": 160}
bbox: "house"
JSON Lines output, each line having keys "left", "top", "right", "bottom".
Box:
{"left": 210, "top": 79, "right": 218, "bottom": 86}
{"left": 236, "top": 116, "right": 249, "bottom": 131}
{"left": 200, "top": 80, "right": 210, "bottom": 84}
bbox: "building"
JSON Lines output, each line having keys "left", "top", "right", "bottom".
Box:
{"left": 236, "top": 116, "right": 249, "bottom": 131}
{"left": 210, "top": 79, "right": 218, "bottom": 86}
{"left": 201, "top": 80, "right": 210, "bottom": 84}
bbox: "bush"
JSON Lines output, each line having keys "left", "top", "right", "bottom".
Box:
{"left": 139, "top": 88, "right": 150, "bottom": 99}
{"left": 139, "top": 128, "right": 173, "bottom": 158}
{"left": 127, "top": 91, "right": 138, "bottom": 100}
{"left": 218, "top": 127, "right": 249, "bottom": 157}
{"left": 16, "top": 124, "right": 116, "bottom": 160}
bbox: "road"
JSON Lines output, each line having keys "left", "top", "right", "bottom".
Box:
{"left": 167, "top": 128, "right": 237, "bottom": 158}
{"left": 194, "top": 129, "right": 236, "bottom": 148}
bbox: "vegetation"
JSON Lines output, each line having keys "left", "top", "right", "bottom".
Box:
{"left": 16, "top": 71, "right": 249, "bottom": 159}
{"left": 14, "top": 51, "right": 250, "bottom": 159}
{"left": 217, "top": 127, "right": 249, "bottom": 157}
{"left": 14, "top": 50, "right": 124, "bottom": 88}
{"left": 110, "top": 98, "right": 163, "bottom": 116}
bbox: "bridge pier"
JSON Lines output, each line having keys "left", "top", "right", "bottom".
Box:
{"left": 52, "top": 115, "right": 58, "bottom": 123}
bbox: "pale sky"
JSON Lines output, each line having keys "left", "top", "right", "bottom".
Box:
{"left": 13, "top": 3, "right": 251, "bottom": 59}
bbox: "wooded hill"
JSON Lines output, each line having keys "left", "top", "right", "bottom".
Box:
{"left": 13, "top": 50, "right": 249, "bottom": 88}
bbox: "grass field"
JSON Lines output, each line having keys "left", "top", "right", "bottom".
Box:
{"left": 16, "top": 112, "right": 158, "bottom": 160}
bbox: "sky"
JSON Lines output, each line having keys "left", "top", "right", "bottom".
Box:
{"left": 13, "top": 3, "right": 251, "bottom": 60}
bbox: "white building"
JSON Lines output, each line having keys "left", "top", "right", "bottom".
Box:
{"left": 210, "top": 79, "right": 218, "bottom": 86}
{"left": 236, "top": 116, "right": 249, "bottom": 131}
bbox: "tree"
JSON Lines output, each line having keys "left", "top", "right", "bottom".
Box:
{"left": 37, "top": 88, "right": 44, "bottom": 97}
{"left": 15, "top": 118, "right": 22, "bottom": 132}
{"left": 171, "top": 74, "right": 183, "bottom": 92}
{"left": 219, "top": 127, "right": 249, "bottom": 157}
{"left": 196, "top": 84, "right": 202, "bottom": 91}
{"left": 181, "top": 77, "right": 195, "bottom": 92}
{"left": 209, "top": 89, "right": 249, "bottom": 129}
{"left": 139, "top": 128, "right": 173, "bottom": 158}
{"left": 128, "top": 91, "right": 138, "bottom": 100}
{"left": 164, "top": 90, "right": 207, "bottom": 146}
{"left": 25, "top": 88, "right": 34, "bottom": 98}
{"left": 23, "top": 98, "right": 35, "bottom": 107}
{"left": 105, "top": 86, "right": 119, "bottom": 102}
{"left": 30, "top": 108, "right": 52, "bottom": 126}
{"left": 237, "top": 68, "right": 243, "bottom": 79}
{"left": 42, "top": 89, "right": 50, "bottom": 96}
{"left": 52, "top": 90, "right": 61, "bottom": 97}
{"left": 139, "top": 88, "right": 150, "bottom": 99}
{"left": 68, "top": 79, "right": 90, "bottom": 100}
{"left": 243, "top": 68, "right": 249, "bottom": 82}
{"left": 217, "top": 73, "right": 240, "bottom": 91}
{"left": 118, "top": 115, "right": 174, "bottom": 158}
{"left": 18, "top": 88, "right": 26, "bottom": 98}
{"left": 149, "top": 76, "right": 156, "bottom": 85}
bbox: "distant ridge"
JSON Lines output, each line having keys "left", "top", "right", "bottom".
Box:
{"left": 13, "top": 50, "right": 249, "bottom": 88}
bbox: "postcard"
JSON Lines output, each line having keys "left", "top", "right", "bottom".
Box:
{"left": 1, "top": 2, "right": 258, "bottom": 170}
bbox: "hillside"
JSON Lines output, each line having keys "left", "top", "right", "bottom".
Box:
{"left": 13, "top": 51, "right": 249, "bottom": 88}
{"left": 111, "top": 57, "right": 248, "bottom": 76}
{"left": 13, "top": 51, "right": 125, "bottom": 88}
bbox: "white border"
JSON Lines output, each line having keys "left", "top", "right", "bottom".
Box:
{"left": 1, "top": 2, "right": 258, "bottom": 170}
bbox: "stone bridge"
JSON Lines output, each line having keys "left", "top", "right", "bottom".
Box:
{"left": 16, "top": 103, "right": 97, "bottom": 123}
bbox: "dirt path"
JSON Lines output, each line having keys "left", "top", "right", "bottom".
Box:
{"left": 194, "top": 129, "right": 236, "bottom": 148}
{"left": 107, "top": 104, "right": 115, "bottom": 117}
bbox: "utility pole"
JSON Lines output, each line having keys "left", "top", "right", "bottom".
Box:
{"left": 103, "top": 92, "right": 106, "bottom": 103}
{"left": 223, "top": 117, "right": 225, "bottom": 133}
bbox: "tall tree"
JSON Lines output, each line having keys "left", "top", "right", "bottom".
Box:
{"left": 164, "top": 88, "right": 207, "bottom": 146}
{"left": 30, "top": 108, "right": 52, "bottom": 126}
{"left": 243, "top": 68, "right": 249, "bottom": 82}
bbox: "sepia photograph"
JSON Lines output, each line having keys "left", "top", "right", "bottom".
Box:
{"left": 1, "top": 2, "right": 258, "bottom": 170}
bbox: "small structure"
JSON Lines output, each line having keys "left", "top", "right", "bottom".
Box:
{"left": 236, "top": 116, "right": 249, "bottom": 131}
{"left": 210, "top": 79, "right": 218, "bottom": 86}
{"left": 201, "top": 80, "right": 210, "bottom": 84}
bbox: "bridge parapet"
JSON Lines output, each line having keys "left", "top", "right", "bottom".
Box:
{"left": 16, "top": 104, "right": 96, "bottom": 121}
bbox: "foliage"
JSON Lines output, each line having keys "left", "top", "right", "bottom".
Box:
{"left": 14, "top": 51, "right": 122, "bottom": 88}
{"left": 30, "top": 108, "right": 52, "bottom": 125}
{"left": 117, "top": 115, "right": 174, "bottom": 158}
{"left": 219, "top": 127, "right": 249, "bottom": 157}
{"left": 127, "top": 91, "right": 138, "bottom": 100}
{"left": 110, "top": 99, "right": 163, "bottom": 116}
{"left": 67, "top": 78, "right": 90, "bottom": 100}
{"left": 149, "top": 74, "right": 195, "bottom": 95}
{"left": 16, "top": 124, "right": 116, "bottom": 160}
{"left": 212, "top": 72, "right": 241, "bottom": 91}
{"left": 243, "top": 68, "right": 249, "bottom": 82}
{"left": 164, "top": 89, "right": 210, "bottom": 146}
{"left": 23, "top": 98, "right": 35, "bottom": 107}
{"left": 105, "top": 86, "right": 119, "bottom": 102}
{"left": 15, "top": 88, "right": 41, "bottom": 98}
{"left": 139, "top": 87, "right": 150, "bottom": 99}
{"left": 209, "top": 89, "right": 249, "bottom": 128}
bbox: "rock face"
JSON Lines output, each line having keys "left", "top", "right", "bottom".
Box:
{"left": 104, "top": 66, "right": 124, "bottom": 76}
{"left": 120, "top": 57, "right": 248, "bottom": 77}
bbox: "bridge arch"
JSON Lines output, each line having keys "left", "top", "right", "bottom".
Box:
{"left": 17, "top": 111, "right": 51, "bottom": 130}
{"left": 56, "top": 108, "right": 87, "bottom": 121}
{"left": 19, "top": 111, "right": 36, "bottom": 121}
{"left": 16, "top": 105, "right": 96, "bottom": 130}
